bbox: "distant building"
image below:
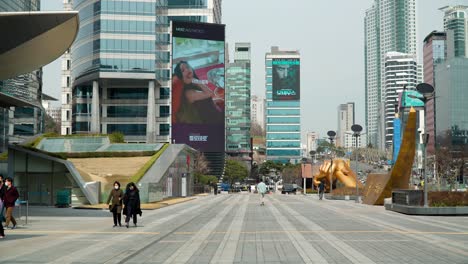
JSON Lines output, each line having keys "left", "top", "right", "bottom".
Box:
{"left": 251, "top": 95, "right": 265, "bottom": 131}
{"left": 265, "top": 46, "right": 301, "bottom": 164}
{"left": 365, "top": 0, "right": 417, "bottom": 150}
{"left": 383, "top": 52, "right": 422, "bottom": 149}
{"left": 60, "top": 0, "right": 73, "bottom": 135}
{"left": 440, "top": 5, "right": 468, "bottom": 58}
{"left": 306, "top": 132, "right": 319, "bottom": 155}
{"left": 226, "top": 43, "right": 251, "bottom": 165}
{"left": 337, "top": 102, "right": 355, "bottom": 148}
{"left": 423, "top": 31, "right": 447, "bottom": 155}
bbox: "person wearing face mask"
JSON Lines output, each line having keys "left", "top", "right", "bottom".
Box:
{"left": 107, "top": 181, "right": 124, "bottom": 227}
{"left": 123, "top": 182, "right": 141, "bottom": 228}
{"left": 3, "top": 177, "right": 19, "bottom": 229}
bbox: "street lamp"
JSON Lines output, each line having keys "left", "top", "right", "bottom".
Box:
{"left": 327, "top": 130, "right": 336, "bottom": 194}
{"left": 351, "top": 124, "right": 363, "bottom": 203}
{"left": 409, "top": 83, "right": 434, "bottom": 208}
{"left": 301, "top": 157, "right": 307, "bottom": 195}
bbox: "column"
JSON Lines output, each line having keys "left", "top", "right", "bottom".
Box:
{"left": 146, "top": 80, "right": 156, "bottom": 143}
{"left": 90, "top": 80, "right": 100, "bottom": 133}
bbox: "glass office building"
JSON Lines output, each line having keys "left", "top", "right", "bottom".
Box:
{"left": 441, "top": 5, "right": 468, "bottom": 58}
{"left": 265, "top": 47, "right": 301, "bottom": 164}
{"left": 70, "top": 0, "right": 221, "bottom": 143}
{"left": 226, "top": 43, "right": 251, "bottom": 165}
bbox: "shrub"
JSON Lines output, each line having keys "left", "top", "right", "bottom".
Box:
{"left": 109, "top": 131, "right": 125, "bottom": 143}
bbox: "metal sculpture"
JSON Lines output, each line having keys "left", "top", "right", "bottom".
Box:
{"left": 313, "top": 159, "right": 363, "bottom": 192}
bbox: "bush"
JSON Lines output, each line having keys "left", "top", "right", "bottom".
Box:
{"left": 63, "top": 151, "right": 156, "bottom": 159}
{"left": 109, "top": 131, "right": 125, "bottom": 143}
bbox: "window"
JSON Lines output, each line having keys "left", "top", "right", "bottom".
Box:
{"left": 159, "top": 124, "right": 170, "bottom": 136}
{"left": 107, "top": 106, "right": 147, "bottom": 117}
{"left": 159, "top": 105, "right": 170, "bottom": 117}
{"left": 107, "top": 124, "right": 146, "bottom": 136}
{"left": 66, "top": 93, "right": 70, "bottom": 104}
{"left": 66, "top": 110, "right": 70, "bottom": 121}
{"left": 108, "top": 88, "right": 148, "bottom": 99}
{"left": 67, "top": 77, "right": 70, "bottom": 87}
{"left": 159, "top": 87, "right": 170, "bottom": 99}
{"left": 67, "top": 60, "right": 71, "bottom": 70}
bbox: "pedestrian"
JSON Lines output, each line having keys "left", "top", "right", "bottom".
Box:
{"left": 107, "top": 181, "right": 124, "bottom": 227}
{"left": 0, "top": 175, "right": 5, "bottom": 238}
{"left": 3, "top": 177, "right": 19, "bottom": 229}
{"left": 123, "top": 182, "right": 141, "bottom": 228}
{"left": 318, "top": 181, "right": 325, "bottom": 200}
{"left": 213, "top": 182, "right": 218, "bottom": 195}
{"left": 257, "top": 180, "right": 267, "bottom": 206}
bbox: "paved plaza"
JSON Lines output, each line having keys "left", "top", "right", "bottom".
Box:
{"left": 1, "top": 193, "right": 468, "bottom": 263}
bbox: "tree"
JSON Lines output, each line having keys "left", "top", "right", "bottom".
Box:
{"left": 251, "top": 122, "right": 264, "bottom": 137}
{"left": 44, "top": 114, "right": 59, "bottom": 134}
{"left": 224, "top": 160, "right": 248, "bottom": 187}
{"left": 192, "top": 152, "right": 210, "bottom": 184}
{"left": 281, "top": 164, "right": 301, "bottom": 184}
{"left": 259, "top": 160, "right": 282, "bottom": 176}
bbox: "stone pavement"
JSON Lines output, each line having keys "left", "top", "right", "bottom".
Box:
{"left": 1, "top": 193, "right": 468, "bottom": 263}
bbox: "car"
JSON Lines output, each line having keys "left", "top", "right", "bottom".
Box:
{"left": 281, "top": 183, "right": 298, "bottom": 194}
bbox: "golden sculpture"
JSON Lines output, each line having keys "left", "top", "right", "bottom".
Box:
{"left": 313, "top": 159, "right": 363, "bottom": 192}
{"left": 362, "top": 107, "right": 417, "bottom": 205}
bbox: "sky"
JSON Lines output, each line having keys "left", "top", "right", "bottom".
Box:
{"left": 41, "top": 0, "right": 468, "bottom": 142}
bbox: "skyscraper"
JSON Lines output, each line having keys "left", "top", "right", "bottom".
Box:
{"left": 423, "top": 31, "right": 446, "bottom": 155}
{"left": 251, "top": 95, "right": 265, "bottom": 131}
{"left": 440, "top": 5, "right": 468, "bottom": 58}
{"left": 337, "top": 102, "right": 355, "bottom": 148}
{"left": 383, "top": 52, "right": 421, "bottom": 148}
{"left": 265, "top": 47, "right": 301, "bottom": 164}
{"left": 364, "top": 0, "right": 417, "bottom": 150}
{"left": 226, "top": 43, "right": 251, "bottom": 164}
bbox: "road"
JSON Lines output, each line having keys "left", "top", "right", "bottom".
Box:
{"left": 1, "top": 193, "right": 468, "bottom": 263}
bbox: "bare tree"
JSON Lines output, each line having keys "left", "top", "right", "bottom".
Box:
{"left": 251, "top": 122, "right": 264, "bottom": 137}
{"left": 192, "top": 152, "right": 210, "bottom": 175}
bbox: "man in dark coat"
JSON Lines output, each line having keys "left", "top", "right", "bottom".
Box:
{"left": 4, "top": 177, "right": 19, "bottom": 229}
{"left": 318, "top": 181, "right": 325, "bottom": 200}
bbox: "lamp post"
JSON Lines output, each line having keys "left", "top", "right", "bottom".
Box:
{"left": 351, "top": 124, "right": 363, "bottom": 203}
{"left": 327, "top": 130, "right": 336, "bottom": 194}
{"left": 301, "top": 157, "right": 307, "bottom": 195}
{"left": 409, "top": 83, "right": 434, "bottom": 208}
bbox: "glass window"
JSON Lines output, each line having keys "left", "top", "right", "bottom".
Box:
{"left": 159, "top": 105, "right": 170, "bottom": 117}
{"left": 107, "top": 106, "right": 147, "bottom": 117}
{"left": 72, "top": 122, "right": 89, "bottom": 133}
{"left": 266, "top": 149, "right": 301, "bottom": 156}
{"left": 267, "top": 133, "right": 300, "bottom": 140}
{"left": 267, "top": 141, "right": 301, "bottom": 148}
{"left": 107, "top": 124, "right": 146, "bottom": 136}
{"left": 160, "top": 87, "right": 170, "bottom": 99}
{"left": 159, "top": 123, "right": 170, "bottom": 135}
{"left": 108, "top": 88, "right": 148, "bottom": 99}
{"left": 73, "top": 103, "right": 90, "bottom": 115}
{"left": 267, "top": 117, "right": 300, "bottom": 123}
{"left": 267, "top": 125, "right": 300, "bottom": 132}
{"left": 14, "top": 107, "right": 34, "bottom": 118}
{"left": 14, "top": 124, "right": 34, "bottom": 136}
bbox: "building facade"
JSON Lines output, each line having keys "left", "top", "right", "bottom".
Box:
{"left": 61, "top": 0, "right": 73, "bottom": 135}
{"left": 69, "top": 0, "right": 221, "bottom": 143}
{"left": 441, "top": 5, "right": 468, "bottom": 58}
{"left": 265, "top": 47, "right": 301, "bottom": 164}
{"left": 337, "top": 102, "right": 355, "bottom": 148}
{"left": 383, "top": 52, "right": 421, "bottom": 148}
{"left": 364, "top": 0, "right": 417, "bottom": 150}
{"left": 226, "top": 43, "right": 251, "bottom": 162}
{"left": 306, "top": 131, "right": 319, "bottom": 156}
{"left": 423, "top": 31, "right": 447, "bottom": 155}
{"left": 251, "top": 95, "right": 265, "bottom": 131}
{"left": 0, "top": 0, "right": 42, "bottom": 152}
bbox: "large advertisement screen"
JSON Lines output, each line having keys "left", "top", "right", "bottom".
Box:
{"left": 272, "top": 58, "right": 300, "bottom": 100}
{"left": 171, "top": 21, "right": 225, "bottom": 152}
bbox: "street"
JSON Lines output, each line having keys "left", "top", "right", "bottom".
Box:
{"left": 1, "top": 193, "right": 468, "bottom": 264}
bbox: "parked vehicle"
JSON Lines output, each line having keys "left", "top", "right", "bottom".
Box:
{"left": 281, "top": 183, "right": 298, "bottom": 194}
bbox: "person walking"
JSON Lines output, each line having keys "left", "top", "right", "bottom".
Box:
{"left": 318, "top": 181, "right": 325, "bottom": 200}
{"left": 257, "top": 180, "right": 267, "bottom": 206}
{"left": 123, "top": 182, "right": 141, "bottom": 228}
{"left": 3, "top": 177, "right": 19, "bottom": 229}
{"left": 107, "top": 181, "right": 124, "bottom": 227}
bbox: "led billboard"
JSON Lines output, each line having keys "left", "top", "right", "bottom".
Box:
{"left": 272, "top": 58, "right": 300, "bottom": 100}
{"left": 171, "top": 21, "right": 225, "bottom": 152}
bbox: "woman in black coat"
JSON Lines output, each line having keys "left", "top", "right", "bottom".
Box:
{"left": 123, "top": 182, "right": 142, "bottom": 228}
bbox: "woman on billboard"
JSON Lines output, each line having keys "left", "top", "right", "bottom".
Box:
{"left": 172, "top": 61, "right": 224, "bottom": 124}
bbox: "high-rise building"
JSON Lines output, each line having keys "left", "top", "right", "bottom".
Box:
{"left": 226, "top": 43, "right": 251, "bottom": 164}
{"left": 337, "top": 102, "right": 355, "bottom": 148}
{"left": 440, "top": 5, "right": 468, "bottom": 58}
{"left": 383, "top": 52, "right": 421, "bottom": 148}
{"left": 265, "top": 47, "right": 301, "bottom": 164}
{"left": 251, "top": 95, "right": 265, "bottom": 131}
{"left": 61, "top": 0, "right": 73, "bottom": 135}
{"left": 306, "top": 132, "right": 319, "bottom": 156}
{"left": 423, "top": 31, "right": 447, "bottom": 155}
{"left": 70, "top": 0, "right": 221, "bottom": 143}
{"left": 364, "top": 0, "right": 417, "bottom": 150}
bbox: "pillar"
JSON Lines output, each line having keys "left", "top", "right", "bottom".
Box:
{"left": 146, "top": 80, "right": 156, "bottom": 143}
{"left": 90, "top": 80, "right": 100, "bottom": 133}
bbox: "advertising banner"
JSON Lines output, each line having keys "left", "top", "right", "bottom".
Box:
{"left": 171, "top": 21, "right": 225, "bottom": 152}
{"left": 272, "top": 58, "right": 300, "bottom": 100}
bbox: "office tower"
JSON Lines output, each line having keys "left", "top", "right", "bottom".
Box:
{"left": 251, "top": 95, "right": 265, "bottom": 131}
{"left": 226, "top": 43, "right": 251, "bottom": 165}
{"left": 440, "top": 5, "right": 468, "bottom": 58}
{"left": 337, "top": 102, "right": 355, "bottom": 148}
{"left": 423, "top": 31, "right": 447, "bottom": 155}
{"left": 383, "top": 52, "right": 421, "bottom": 148}
{"left": 265, "top": 47, "right": 301, "bottom": 164}
{"left": 364, "top": 0, "right": 417, "bottom": 150}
